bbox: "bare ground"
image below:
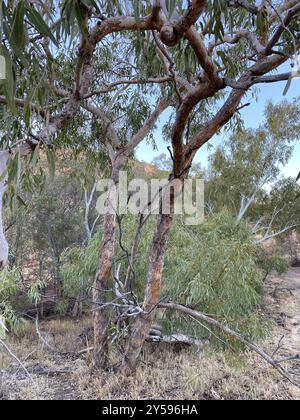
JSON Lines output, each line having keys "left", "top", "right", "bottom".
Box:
{"left": 1, "top": 268, "right": 300, "bottom": 400}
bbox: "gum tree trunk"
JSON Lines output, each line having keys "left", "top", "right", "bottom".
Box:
{"left": 0, "top": 152, "right": 10, "bottom": 269}
{"left": 93, "top": 155, "right": 125, "bottom": 368}
{"left": 92, "top": 100, "right": 169, "bottom": 369}
{"left": 122, "top": 211, "right": 173, "bottom": 372}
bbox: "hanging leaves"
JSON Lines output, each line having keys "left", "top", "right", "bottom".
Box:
{"left": 30, "top": 145, "right": 40, "bottom": 169}
{"left": 46, "top": 148, "right": 56, "bottom": 180}
{"left": 25, "top": 5, "right": 59, "bottom": 47}
{"left": 166, "top": 0, "right": 177, "bottom": 19}
{"left": 283, "top": 76, "right": 293, "bottom": 96}
{"left": 10, "top": 0, "right": 26, "bottom": 50}
{"left": 7, "top": 152, "right": 21, "bottom": 184}
{"left": 256, "top": 6, "right": 269, "bottom": 45}
{"left": 24, "top": 101, "right": 31, "bottom": 128}
{"left": 61, "top": 0, "right": 89, "bottom": 39}
{"left": 73, "top": 0, "right": 89, "bottom": 39}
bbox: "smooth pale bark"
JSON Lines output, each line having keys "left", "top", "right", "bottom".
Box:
{"left": 0, "top": 146, "right": 33, "bottom": 269}
{"left": 122, "top": 211, "right": 173, "bottom": 372}
{"left": 93, "top": 155, "right": 125, "bottom": 368}
{"left": 0, "top": 152, "right": 9, "bottom": 268}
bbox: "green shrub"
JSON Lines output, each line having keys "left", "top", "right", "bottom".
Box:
{"left": 0, "top": 267, "right": 27, "bottom": 334}
{"left": 61, "top": 212, "right": 270, "bottom": 347}
{"left": 0, "top": 267, "right": 46, "bottom": 334}
{"left": 159, "top": 212, "right": 269, "bottom": 346}
{"left": 257, "top": 247, "right": 289, "bottom": 280}
{"left": 60, "top": 229, "right": 103, "bottom": 313}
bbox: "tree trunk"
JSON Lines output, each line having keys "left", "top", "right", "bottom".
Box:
{"left": 72, "top": 290, "right": 83, "bottom": 318}
{"left": 124, "top": 215, "right": 144, "bottom": 292}
{"left": 121, "top": 212, "right": 173, "bottom": 372}
{"left": 93, "top": 156, "right": 125, "bottom": 369}
{"left": 0, "top": 152, "right": 9, "bottom": 269}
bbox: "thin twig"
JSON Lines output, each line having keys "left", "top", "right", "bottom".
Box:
{"left": 0, "top": 338, "right": 37, "bottom": 389}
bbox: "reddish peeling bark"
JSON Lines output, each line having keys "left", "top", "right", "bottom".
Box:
{"left": 121, "top": 211, "right": 173, "bottom": 372}
{"left": 93, "top": 156, "right": 125, "bottom": 369}
{"left": 93, "top": 212, "right": 116, "bottom": 368}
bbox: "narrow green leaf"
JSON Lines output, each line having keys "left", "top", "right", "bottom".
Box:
{"left": 24, "top": 101, "right": 31, "bottom": 128}
{"left": 30, "top": 144, "right": 40, "bottom": 169}
{"left": 283, "top": 77, "right": 292, "bottom": 96}
{"left": 133, "top": 0, "right": 141, "bottom": 23}
{"left": 16, "top": 195, "right": 27, "bottom": 207}
{"left": 46, "top": 148, "right": 56, "bottom": 179}
{"left": 26, "top": 6, "right": 59, "bottom": 47}
{"left": 11, "top": 0, "right": 25, "bottom": 49}
{"left": 0, "top": 167, "right": 8, "bottom": 183}
{"left": 73, "top": 0, "right": 88, "bottom": 38}
{"left": 8, "top": 154, "right": 19, "bottom": 183}
{"left": 3, "top": 20, "right": 29, "bottom": 68}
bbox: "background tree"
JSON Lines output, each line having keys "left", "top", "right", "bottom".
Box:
{"left": 205, "top": 99, "right": 300, "bottom": 219}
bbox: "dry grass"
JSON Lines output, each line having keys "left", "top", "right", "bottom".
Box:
{"left": 72, "top": 348, "right": 300, "bottom": 400}
{"left": 1, "top": 270, "right": 300, "bottom": 400}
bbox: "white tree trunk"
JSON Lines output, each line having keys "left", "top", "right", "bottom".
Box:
{"left": 0, "top": 151, "right": 9, "bottom": 268}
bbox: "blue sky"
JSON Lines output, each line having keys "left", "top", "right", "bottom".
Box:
{"left": 136, "top": 65, "right": 300, "bottom": 179}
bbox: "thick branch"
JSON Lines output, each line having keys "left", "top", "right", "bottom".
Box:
{"left": 185, "top": 54, "right": 287, "bottom": 166}
{"left": 224, "top": 71, "right": 296, "bottom": 89}
{"left": 265, "top": 2, "right": 300, "bottom": 55}
{"left": 0, "top": 96, "right": 46, "bottom": 118}
{"left": 172, "top": 81, "right": 224, "bottom": 175}
{"left": 159, "top": 302, "right": 300, "bottom": 388}
{"left": 174, "top": 0, "right": 207, "bottom": 32}
{"left": 208, "top": 31, "right": 265, "bottom": 55}
{"left": 158, "top": 0, "right": 207, "bottom": 46}
{"left": 92, "top": 15, "right": 158, "bottom": 44}
{"left": 186, "top": 26, "right": 221, "bottom": 83}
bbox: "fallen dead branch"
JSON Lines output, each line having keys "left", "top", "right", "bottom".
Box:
{"left": 32, "top": 315, "right": 79, "bottom": 358}
{"left": 161, "top": 333, "right": 209, "bottom": 348}
{"left": 29, "top": 364, "right": 70, "bottom": 377}
{"left": 275, "top": 355, "right": 300, "bottom": 364}
{"left": 158, "top": 302, "right": 300, "bottom": 389}
{"left": 77, "top": 331, "right": 208, "bottom": 356}
{"left": 77, "top": 346, "right": 94, "bottom": 356}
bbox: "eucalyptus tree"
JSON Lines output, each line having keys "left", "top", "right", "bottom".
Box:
{"left": 206, "top": 99, "right": 300, "bottom": 219}
{"left": 0, "top": 0, "right": 300, "bottom": 372}
{"left": 259, "top": 177, "right": 300, "bottom": 239}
